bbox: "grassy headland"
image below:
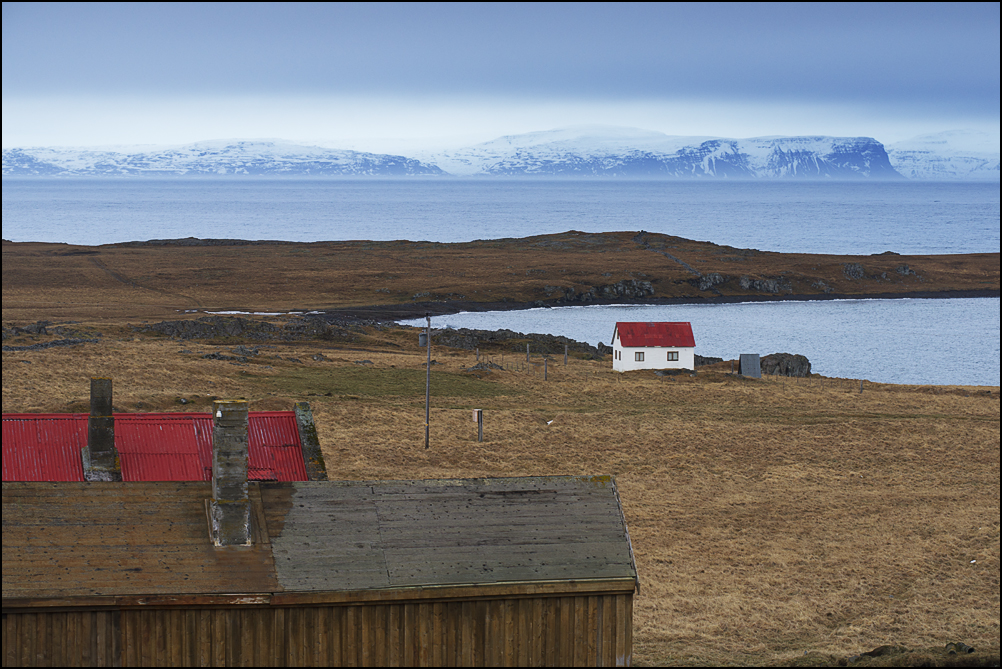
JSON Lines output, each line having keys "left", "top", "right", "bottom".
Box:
{"left": 2, "top": 231, "right": 997, "bottom": 322}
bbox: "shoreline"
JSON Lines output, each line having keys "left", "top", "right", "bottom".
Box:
{"left": 321, "top": 288, "right": 1002, "bottom": 322}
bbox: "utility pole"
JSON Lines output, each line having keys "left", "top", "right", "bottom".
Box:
{"left": 425, "top": 314, "right": 431, "bottom": 449}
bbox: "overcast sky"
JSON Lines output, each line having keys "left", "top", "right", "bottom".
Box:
{"left": 2, "top": 2, "right": 999, "bottom": 150}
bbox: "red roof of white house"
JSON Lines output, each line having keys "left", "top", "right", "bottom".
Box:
{"left": 613, "top": 322, "right": 695, "bottom": 348}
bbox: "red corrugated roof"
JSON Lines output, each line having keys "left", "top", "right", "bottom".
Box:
{"left": 614, "top": 322, "right": 696, "bottom": 348}
{"left": 2, "top": 414, "right": 87, "bottom": 481}
{"left": 1, "top": 411, "right": 308, "bottom": 482}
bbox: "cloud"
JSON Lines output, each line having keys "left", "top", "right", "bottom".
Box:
{"left": 2, "top": 3, "right": 997, "bottom": 147}
{"left": 4, "top": 4, "right": 998, "bottom": 108}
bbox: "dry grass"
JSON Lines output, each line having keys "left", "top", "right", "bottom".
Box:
{"left": 2, "top": 320, "right": 998, "bottom": 666}
{"left": 3, "top": 233, "right": 998, "bottom": 322}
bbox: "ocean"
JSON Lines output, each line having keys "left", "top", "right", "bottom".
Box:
{"left": 2, "top": 178, "right": 999, "bottom": 255}
{"left": 3, "top": 178, "right": 999, "bottom": 385}
{"left": 401, "top": 298, "right": 1001, "bottom": 387}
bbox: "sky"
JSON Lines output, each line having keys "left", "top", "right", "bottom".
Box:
{"left": 2, "top": 2, "right": 999, "bottom": 151}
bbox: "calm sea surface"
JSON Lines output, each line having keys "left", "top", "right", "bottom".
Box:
{"left": 3, "top": 178, "right": 998, "bottom": 386}
{"left": 2, "top": 178, "right": 998, "bottom": 254}
{"left": 403, "top": 298, "right": 1001, "bottom": 387}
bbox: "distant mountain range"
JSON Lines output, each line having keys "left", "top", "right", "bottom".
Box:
{"left": 1, "top": 140, "right": 445, "bottom": 177}
{"left": 3, "top": 127, "right": 998, "bottom": 179}
{"left": 885, "top": 130, "right": 1000, "bottom": 181}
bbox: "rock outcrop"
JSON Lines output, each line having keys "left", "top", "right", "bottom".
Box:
{"left": 133, "top": 315, "right": 381, "bottom": 342}
{"left": 761, "top": 352, "right": 812, "bottom": 377}
{"left": 738, "top": 275, "right": 793, "bottom": 294}
{"left": 433, "top": 327, "right": 605, "bottom": 358}
{"left": 545, "top": 279, "right": 655, "bottom": 303}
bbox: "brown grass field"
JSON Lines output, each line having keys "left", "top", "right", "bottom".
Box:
{"left": 2, "top": 321, "right": 998, "bottom": 666}
{"left": 2, "top": 235, "right": 999, "bottom": 666}
{"left": 2, "top": 232, "right": 998, "bottom": 322}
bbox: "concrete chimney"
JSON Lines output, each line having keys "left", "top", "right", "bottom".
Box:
{"left": 209, "top": 400, "right": 252, "bottom": 546}
{"left": 294, "top": 401, "right": 329, "bottom": 481}
{"left": 83, "top": 377, "right": 120, "bottom": 481}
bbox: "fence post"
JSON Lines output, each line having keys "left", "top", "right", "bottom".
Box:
{"left": 564, "top": 345, "right": 568, "bottom": 366}
{"left": 526, "top": 343, "right": 530, "bottom": 362}
{"left": 424, "top": 314, "right": 431, "bottom": 450}
{"left": 474, "top": 409, "right": 484, "bottom": 442}
{"left": 544, "top": 358, "right": 548, "bottom": 381}
{"left": 859, "top": 379, "right": 863, "bottom": 394}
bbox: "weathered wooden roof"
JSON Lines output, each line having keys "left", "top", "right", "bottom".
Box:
{"left": 2, "top": 481, "right": 278, "bottom": 601}
{"left": 3, "top": 476, "right": 637, "bottom": 604}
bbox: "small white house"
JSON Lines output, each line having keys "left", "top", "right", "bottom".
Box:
{"left": 611, "top": 322, "right": 696, "bottom": 372}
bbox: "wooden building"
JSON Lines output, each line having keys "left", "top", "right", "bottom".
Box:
{"left": 3, "top": 473, "right": 637, "bottom": 666}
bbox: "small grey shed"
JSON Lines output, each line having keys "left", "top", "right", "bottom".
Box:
{"left": 739, "top": 353, "right": 761, "bottom": 378}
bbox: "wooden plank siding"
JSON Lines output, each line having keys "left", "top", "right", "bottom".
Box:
{"left": 2, "top": 593, "right": 632, "bottom": 667}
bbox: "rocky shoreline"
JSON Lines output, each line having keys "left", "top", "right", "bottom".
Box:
{"left": 320, "top": 288, "right": 1000, "bottom": 322}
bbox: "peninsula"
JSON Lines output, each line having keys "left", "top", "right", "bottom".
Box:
{"left": 2, "top": 231, "right": 998, "bottom": 322}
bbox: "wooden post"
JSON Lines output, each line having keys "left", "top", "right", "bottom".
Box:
{"left": 526, "top": 343, "right": 530, "bottom": 362}
{"left": 564, "top": 345, "right": 568, "bottom": 366}
{"left": 476, "top": 348, "right": 480, "bottom": 362}
{"left": 425, "top": 314, "right": 431, "bottom": 450}
{"left": 544, "top": 358, "right": 548, "bottom": 380}
{"left": 859, "top": 379, "right": 863, "bottom": 394}
{"left": 474, "top": 409, "right": 484, "bottom": 442}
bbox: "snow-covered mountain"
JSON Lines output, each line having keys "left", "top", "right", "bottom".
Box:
{"left": 2, "top": 140, "right": 445, "bottom": 177}
{"left": 886, "top": 130, "right": 1000, "bottom": 181}
{"left": 4, "top": 127, "right": 997, "bottom": 179}
{"left": 418, "top": 126, "right": 903, "bottom": 179}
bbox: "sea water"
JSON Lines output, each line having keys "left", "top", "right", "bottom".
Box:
{"left": 2, "top": 178, "right": 998, "bottom": 255}
{"left": 402, "top": 298, "right": 1001, "bottom": 387}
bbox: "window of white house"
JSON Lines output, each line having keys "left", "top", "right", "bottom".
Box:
{"left": 635, "top": 352, "right": 644, "bottom": 362}
{"left": 667, "top": 351, "right": 679, "bottom": 361}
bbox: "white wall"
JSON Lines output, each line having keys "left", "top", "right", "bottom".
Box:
{"left": 611, "top": 343, "right": 695, "bottom": 372}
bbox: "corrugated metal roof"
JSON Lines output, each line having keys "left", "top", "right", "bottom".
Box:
{"left": 1, "top": 412, "right": 308, "bottom": 482}
{"left": 2, "top": 415, "right": 86, "bottom": 482}
{"left": 3, "top": 477, "right": 637, "bottom": 600}
{"left": 614, "top": 321, "right": 695, "bottom": 348}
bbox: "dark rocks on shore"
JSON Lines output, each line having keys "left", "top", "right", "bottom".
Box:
{"left": 695, "top": 354, "right": 724, "bottom": 367}
{"left": 544, "top": 279, "right": 655, "bottom": 303}
{"left": 812, "top": 279, "right": 834, "bottom": 294}
{"left": 739, "top": 275, "right": 793, "bottom": 294}
{"left": 761, "top": 352, "right": 812, "bottom": 377}
{"left": 433, "top": 327, "right": 606, "bottom": 358}
{"left": 692, "top": 273, "right": 726, "bottom": 291}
